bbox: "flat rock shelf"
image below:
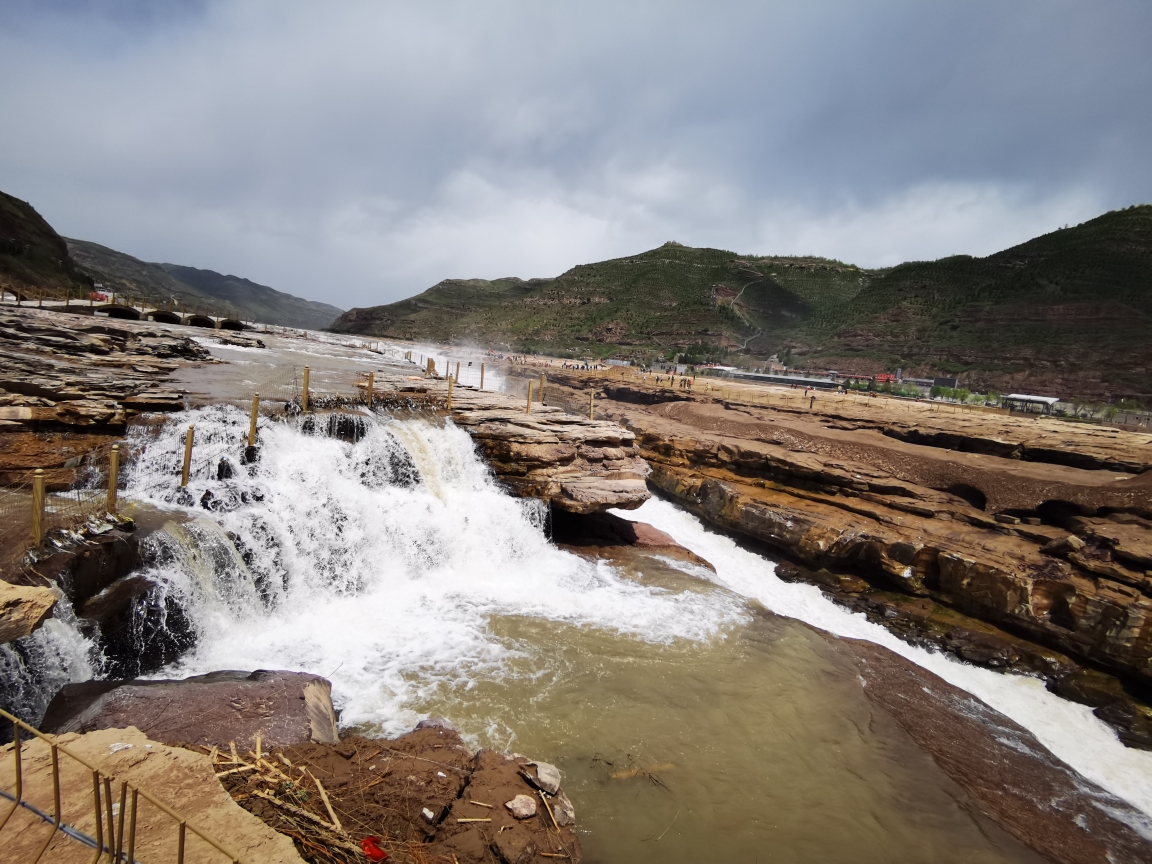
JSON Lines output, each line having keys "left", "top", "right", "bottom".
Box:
{"left": 370, "top": 373, "right": 650, "bottom": 514}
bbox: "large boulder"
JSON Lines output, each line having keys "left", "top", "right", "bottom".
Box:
{"left": 41, "top": 669, "right": 339, "bottom": 749}
{"left": 0, "top": 581, "right": 58, "bottom": 644}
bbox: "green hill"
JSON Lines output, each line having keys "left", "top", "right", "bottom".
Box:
{"left": 331, "top": 244, "right": 871, "bottom": 356}
{"left": 330, "top": 206, "right": 1152, "bottom": 401}
{"left": 0, "top": 191, "right": 92, "bottom": 295}
{"left": 796, "top": 206, "right": 1152, "bottom": 399}
{"left": 65, "top": 239, "right": 343, "bottom": 330}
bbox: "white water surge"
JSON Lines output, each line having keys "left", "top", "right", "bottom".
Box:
{"left": 125, "top": 406, "right": 746, "bottom": 732}
{"left": 625, "top": 497, "right": 1152, "bottom": 826}
{"left": 119, "top": 405, "right": 1152, "bottom": 831}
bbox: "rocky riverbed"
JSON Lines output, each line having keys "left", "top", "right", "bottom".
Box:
{"left": 525, "top": 368, "right": 1152, "bottom": 749}
{"left": 34, "top": 672, "right": 582, "bottom": 864}
{"left": 369, "top": 373, "right": 650, "bottom": 514}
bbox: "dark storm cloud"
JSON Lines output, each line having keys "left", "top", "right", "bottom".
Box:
{"left": 0, "top": 0, "right": 1148, "bottom": 307}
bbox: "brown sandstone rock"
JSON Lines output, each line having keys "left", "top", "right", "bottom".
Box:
{"left": 557, "top": 378, "right": 1152, "bottom": 695}
{"left": 0, "top": 726, "right": 305, "bottom": 864}
{"left": 0, "top": 580, "right": 58, "bottom": 644}
{"left": 41, "top": 670, "right": 340, "bottom": 749}
{"left": 369, "top": 374, "right": 650, "bottom": 513}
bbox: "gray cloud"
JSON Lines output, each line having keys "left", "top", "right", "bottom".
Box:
{"left": 1, "top": 0, "right": 1149, "bottom": 308}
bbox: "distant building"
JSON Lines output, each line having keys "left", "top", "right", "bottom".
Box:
{"left": 933, "top": 377, "right": 959, "bottom": 388}
{"left": 1003, "top": 394, "right": 1060, "bottom": 414}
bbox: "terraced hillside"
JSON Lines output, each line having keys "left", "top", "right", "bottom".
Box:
{"left": 332, "top": 206, "right": 1152, "bottom": 401}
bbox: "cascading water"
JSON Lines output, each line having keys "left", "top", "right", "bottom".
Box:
{"left": 0, "top": 603, "right": 97, "bottom": 727}
{"left": 122, "top": 405, "right": 747, "bottom": 732}
{"left": 76, "top": 401, "right": 1152, "bottom": 861}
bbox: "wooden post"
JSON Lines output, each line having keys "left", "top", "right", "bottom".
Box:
{"left": 248, "top": 393, "right": 260, "bottom": 446}
{"left": 589, "top": 391, "right": 595, "bottom": 421}
{"left": 539, "top": 373, "right": 545, "bottom": 403}
{"left": 181, "top": 425, "right": 195, "bottom": 487}
{"left": 302, "top": 367, "right": 310, "bottom": 413}
{"left": 526, "top": 381, "right": 533, "bottom": 414}
{"left": 480, "top": 363, "right": 485, "bottom": 391}
{"left": 32, "top": 468, "right": 45, "bottom": 551}
{"left": 366, "top": 372, "right": 374, "bottom": 408}
{"left": 455, "top": 361, "right": 460, "bottom": 382}
{"left": 447, "top": 375, "right": 453, "bottom": 411}
{"left": 107, "top": 445, "right": 119, "bottom": 513}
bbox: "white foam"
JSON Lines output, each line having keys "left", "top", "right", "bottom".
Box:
{"left": 125, "top": 407, "right": 746, "bottom": 734}
{"left": 619, "top": 497, "right": 1152, "bottom": 820}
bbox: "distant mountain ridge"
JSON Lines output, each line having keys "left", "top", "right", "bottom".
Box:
{"left": 330, "top": 205, "right": 1152, "bottom": 402}
{"left": 66, "top": 239, "right": 343, "bottom": 330}
{"left": 1, "top": 188, "right": 342, "bottom": 330}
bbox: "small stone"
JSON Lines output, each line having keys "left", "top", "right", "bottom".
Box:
{"left": 416, "top": 716, "right": 456, "bottom": 732}
{"left": 421, "top": 807, "right": 436, "bottom": 823}
{"left": 529, "top": 760, "right": 562, "bottom": 795}
{"left": 504, "top": 794, "right": 537, "bottom": 819}
{"left": 552, "top": 790, "right": 576, "bottom": 827}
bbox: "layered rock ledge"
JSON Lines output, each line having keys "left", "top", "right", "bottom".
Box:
{"left": 0, "top": 306, "right": 214, "bottom": 429}
{"left": 370, "top": 373, "right": 649, "bottom": 513}
{"left": 532, "top": 369, "right": 1152, "bottom": 745}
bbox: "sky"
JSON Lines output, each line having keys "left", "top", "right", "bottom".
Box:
{"left": 1, "top": 0, "right": 1149, "bottom": 310}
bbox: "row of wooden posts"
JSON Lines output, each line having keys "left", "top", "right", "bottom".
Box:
{"left": 25, "top": 359, "right": 602, "bottom": 554}
{"left": 27, "top": 445, "right": 121, "bottom": 553}
{"left": 408, "top": 354, "right": 598, "bottom": 421}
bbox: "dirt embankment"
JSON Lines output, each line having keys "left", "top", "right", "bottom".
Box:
{"left": 531, "top": 368, "right": 1152, "bottom": 749}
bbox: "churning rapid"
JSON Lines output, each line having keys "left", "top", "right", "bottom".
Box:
{"left": 13, "top": 403, "right": 1152, "bottom": 861}
{"left": 122, "top": 406, "right": 746, "bottom": 729}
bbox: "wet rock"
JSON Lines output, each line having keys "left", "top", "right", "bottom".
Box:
{"left": 1093, "top": 701, "right": 1152, "bottom": 750}
{"left": 1046, "top": 668, "right": 1129, "bottom": 708}
{"left": 217, "top": 457, "right": 235, "bottom": 480}
{"left": 945, "top": 628, "right": 1020, "bottom": 667}
{"left": 550, "top": 510, "right": 715, "bottom": 571}
{"left": 326, "top": 412, "right": 367, "bottom": 443}
{"left": 41, "top": 669, "right": 340, "bottom": 749}
{"left": 416, "top": 716, "right": 457, "bottom": 731}
{"left": 367, "top": 373, "right": 649, "bottom": 513}
{"left": 200, "top": 485, "right": 244, "bottom": 512}
{"left": 504, "top": 794, "right": 537, "bottom": 819}
{"left": 0, "top": 581, "right": 58, "bottom": 644}
{"left": 552, "top": 790, "right": 576, "bottom": 827}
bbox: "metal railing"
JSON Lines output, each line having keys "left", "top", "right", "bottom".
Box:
{"left": 0, "top": 707, "right": 243, "bottom": 863}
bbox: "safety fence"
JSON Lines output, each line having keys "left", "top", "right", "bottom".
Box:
{"left": 0, "top": 707, "right": 243, "bottom": 863}
{"left": 0, "top": 357, "right": 598, "bottom": 572}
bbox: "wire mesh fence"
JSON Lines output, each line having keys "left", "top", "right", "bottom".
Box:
{"left": 0, "top": 707, "right": 245, "bottom": 863}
